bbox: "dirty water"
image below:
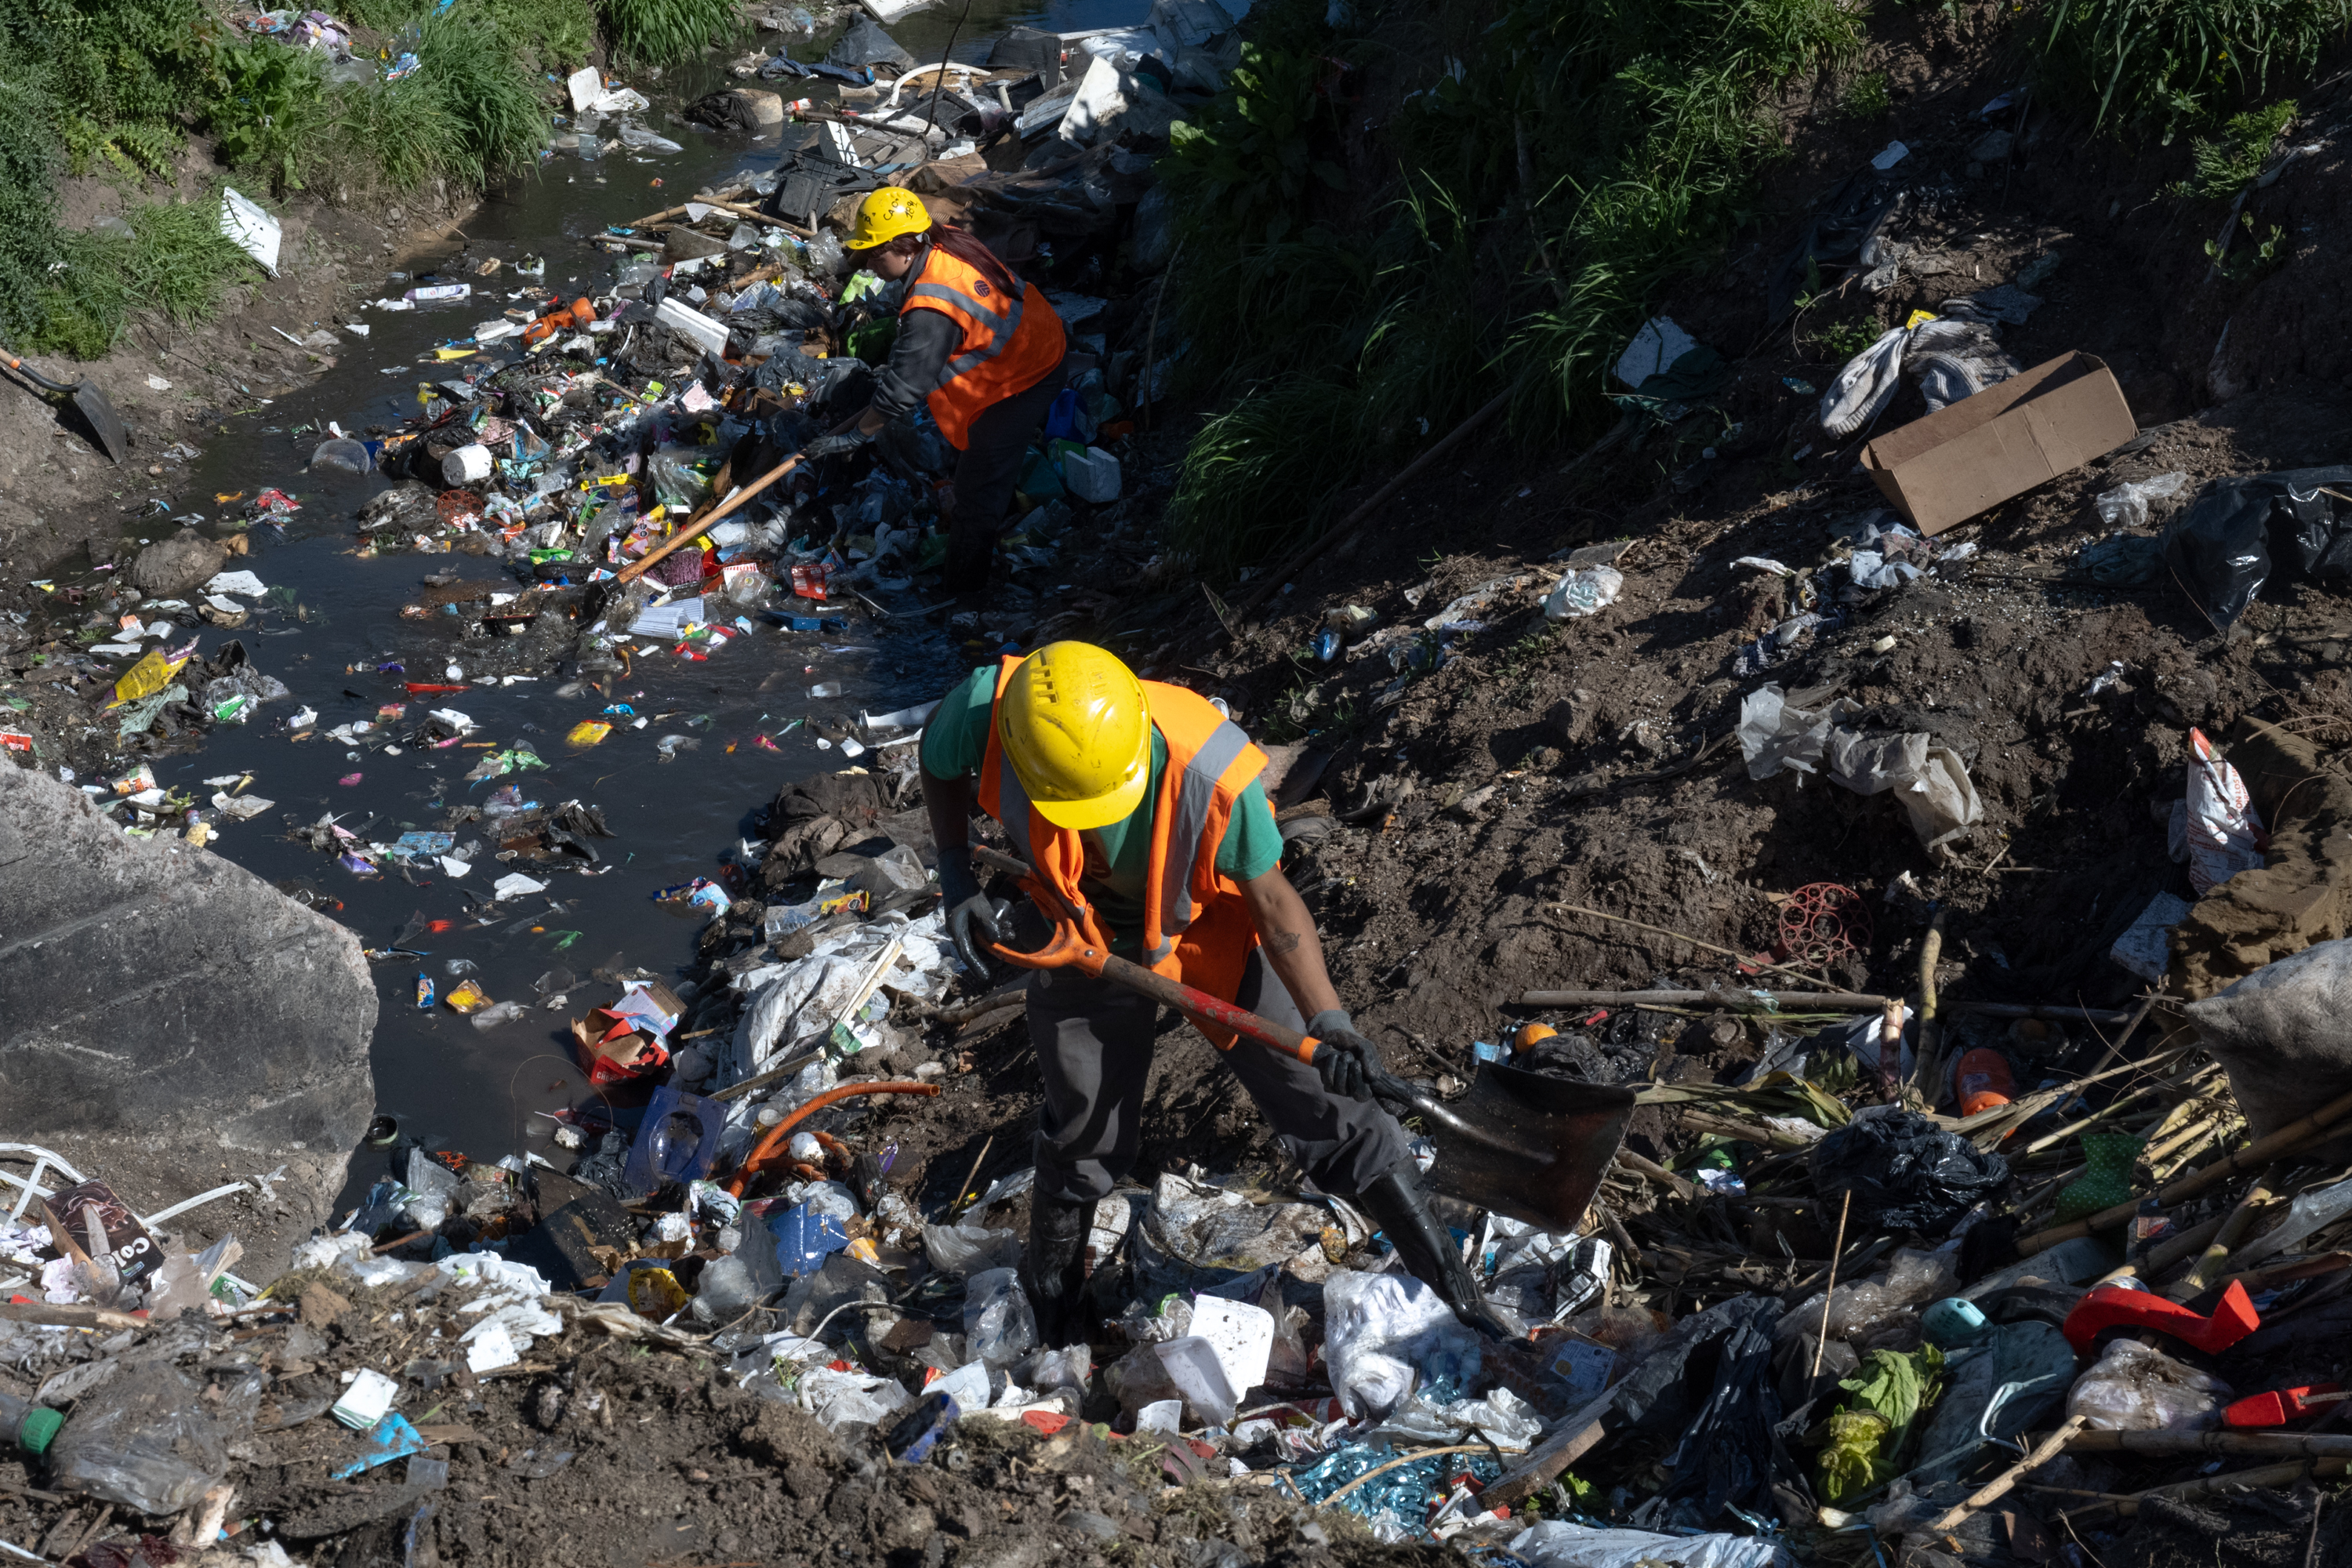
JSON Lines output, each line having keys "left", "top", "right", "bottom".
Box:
{"left": 34, "top": 9, "right": 1140, "bottom": 1203}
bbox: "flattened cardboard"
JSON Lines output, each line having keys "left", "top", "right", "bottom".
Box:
{"left": 1861, "top": 351, "right": 2138, "bottom": 535}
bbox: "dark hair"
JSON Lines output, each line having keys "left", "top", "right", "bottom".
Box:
{"left": 921, "top": 222, "right": 1021, "bottom": 299}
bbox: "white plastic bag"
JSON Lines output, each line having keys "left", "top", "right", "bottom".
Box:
{"left": 1543, "top": 566, "right": 1624, "bottom": 622}
{"left": 2184, "top": 727, "right": 2264, "bottom": 894}
{"left": 1510, "top": 1521, "right": 1794, "bottom": 1568}
{"left": 2093, "top": 471, "right": 2189, "bottom": 529}
{"left": 1322, "top": 1269, "right": 1481, "bottom": 1421}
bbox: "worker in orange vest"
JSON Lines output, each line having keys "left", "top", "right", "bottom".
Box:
{"left": 811, "top": 187, "right": 1066, "bottom": 593}
{"left": 921, "top": 641, "right": 1513, "bottom": 1348}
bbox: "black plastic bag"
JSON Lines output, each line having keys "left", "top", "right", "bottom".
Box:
{"left": 1809, "top": 1109, "right": 2009, "bottom": 1236}
{"left": 1612, "top": 1295, "right": 1810, "bottom": 1532}
{"left": 2161, "top": 465, "right": 2352, "bottom": 629}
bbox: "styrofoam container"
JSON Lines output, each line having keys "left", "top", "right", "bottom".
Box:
{"left": 1153, "top": 1334, "right": 1239, "bottom": 1425}
{"left": 1189, "top": 1295, "right": 1274, "bottom": 1396}
{"left": 1063, "top": 445, "right": 1121, "bottom": 503}
{"left": 441, "top": 444, "right": 492, "bottom": 486}
{"left": 1134, "top": 1398, "right": 1185, "bottom": 1436}
{"left": 655, "top": 296, "right": 730, "bottom": 358}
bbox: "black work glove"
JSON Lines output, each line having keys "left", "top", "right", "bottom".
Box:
{"left": 938, "top": 851, "right": 1002, "bottom": 982}
{"left": 802, "top": 430, "right": 869, "bottom": 459}
{"left": 1306, "top": 1008, "right": 1382, "bottom": 1102}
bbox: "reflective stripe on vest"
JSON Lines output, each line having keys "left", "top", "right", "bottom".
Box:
{"left": 974, "top": 658, "right": 1263, "bottom": 978}
{"left": 906, "top": 280, "right": 1026, "bottom": 390}
{"left": 1154, "top": 718, "right": 1253, "bottom": 954}
{"left": 900, "top": 246, "right": 1065, "bottom": 450}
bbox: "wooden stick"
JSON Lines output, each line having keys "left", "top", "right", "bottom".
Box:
{"left": 2221, "top": 1250, "right": 2352, "bottom": 1294}
{"left": 1616, "top": 1149, "right": 1694, "bottom": 1200}
{"left": 1810, "top": 1190, "right": 1853, "bottom": 1382}
{"left": 2169, "top": 1163, "right": 2281, "bottom": 1299}
{"left": 2078, "top": 989, "right": 2165, "bottom": 1078}
{"left": 2070, "top": 1428, "right": 2352, "bottom": 1459}
{"left": 2056, "top": 1457, "right": 2349, "bottom": 1526}
{"left": 951, "top": 1133, "right": 996, "bottom": 1215}
{"left": 615, "top": 445, "right": 815, "bottom": 586}
{"left": 1319, "top": 1444, "right": 1497, "bottom": 1506}
{"left": 1229, "top": 390, "right": 1513, "bottom": 622}
{"left": 1928, "top": 1414, "right": 2089, "bottom": 1532}
{"left": 1520, "top": 989, "right": 2139, "bottom": 1023}
{"left": 1536, "top": 906, "right": 1864, "bottom": 995}
{"left": 2018, "top": 1083, "right": 2352, "bottom": 1256}
{"left": 1912, "top": 908, "right": 1947, "bottom": 1104}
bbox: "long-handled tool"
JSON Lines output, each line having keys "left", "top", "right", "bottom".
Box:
{"left": 612, "top": 413, "right": 861, "bottom": 587}
{"left": 969, "top": 845, "right": 1637, "bottom": 1234}
{"left": 1, "top": 342, "right": 129, "bottom": 463}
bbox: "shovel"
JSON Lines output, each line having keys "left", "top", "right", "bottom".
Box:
{"left": 1, "top": 342, "right": 129, "bottom": 464}
{"left": 970, "top": 845, "right": 1638, "bottom": 1234}
{"left": 2226, "top": 1384, "right": 2348, "bottom": 1427}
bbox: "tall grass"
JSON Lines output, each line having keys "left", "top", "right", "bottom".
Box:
{"left": 1163, "top": 0, "right": 1861, "bottom": 577}
{"left": 604, "top": 0, "right": 744, "bottom": 66}
{"left": 2034, "top": 0, "right": 2350, "bottom": 135}
{"left": 415, "top": 9, "right": 551, "bottom": 189}
{"left": 36, "top": 197, "right": 260, "bottom": 358}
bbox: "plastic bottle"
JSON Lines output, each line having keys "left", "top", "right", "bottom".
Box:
{"left": 1955, "top": 1048, "right": 2014, "bottom": 1116}
{"left": 0, "top": 1392, "right": 62, "bottom": 1457}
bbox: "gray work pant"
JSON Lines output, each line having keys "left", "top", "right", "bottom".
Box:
{"left": 1025, "top": 950, "right": 1411, "bottom": 1203}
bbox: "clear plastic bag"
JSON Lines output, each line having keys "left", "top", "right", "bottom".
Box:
{"left": 1778, "top": 1247, "right": 1957, "bottom": 1346}
{"left": 2093, "top": 471, "right": 2189, "bottom": 529}
{"left": 2065, "top": 1338, "right": 2229, "bottom": 1431}
{"left": 963, "top": 1267, "right": 1037, "bottom": 1368}
{"left": 47, "top": 1360, "right": 260, "bottom": 1514}
{"left": 922, "top": 1222, "right": 1019, "bottom": 1276}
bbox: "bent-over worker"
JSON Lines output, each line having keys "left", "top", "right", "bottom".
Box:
{"left": 920, "top": 641, "right": 1508, "bottom": 1347}
{"left": 808, "top": 187, "right": 1065, "bottom": 593}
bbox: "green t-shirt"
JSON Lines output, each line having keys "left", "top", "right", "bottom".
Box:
{"left": 921, "top": 665, "right": 1283, "bottom": 948}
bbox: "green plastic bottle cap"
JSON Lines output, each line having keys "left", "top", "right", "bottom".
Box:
{"left": 16, "top": 1407, "right": 61, "bottom": 1456}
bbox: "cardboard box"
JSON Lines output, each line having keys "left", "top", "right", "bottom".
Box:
{"left": 1861, "top": 351, "right": 2138, "bottom": 535}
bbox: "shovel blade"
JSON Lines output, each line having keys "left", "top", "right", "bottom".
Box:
{"left": 71, "top": 382, "right": 129, "bottom": 464}
{"left": 1417, "top": 1060, "right": 1639, "bottom": 1234}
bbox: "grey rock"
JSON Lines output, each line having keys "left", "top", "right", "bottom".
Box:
{"left": 126, "top": 532, "right": 228, "bottom": 598}
{"left": 0, "top": 765, "right": 378, "bottom": 1272}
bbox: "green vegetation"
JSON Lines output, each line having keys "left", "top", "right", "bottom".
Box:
{"left": 2205, "top": 210, "right": 2288, "bottom": 281}
{"left": 0, "top": 0, "right": 706, "bottom": 360}
{"left": 603, "top": 0, "right": 746, "bottom": 67}
{"left": 2032, "top": 0, "right": 2346, "bottom": 137}
{"left": 2172, "top": 98, "right": 2297, "bottom": 198}
{"left": 1813, "top": 318, "right": 1881, "bottom": 361}
{"left": 1842, "top": 71, "right": 1890, "bottom": 118}
{"left": 1161, "top": 0, "right": 1861, "bottom": 578}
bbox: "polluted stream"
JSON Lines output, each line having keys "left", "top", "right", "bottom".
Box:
{"left": 49, "top": 9, "right": 1142, "bottom": 1204}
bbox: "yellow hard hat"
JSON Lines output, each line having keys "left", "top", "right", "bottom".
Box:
{"left": 997, "top": 642, "right": 1152, "bottom": 830}
{"left": 845, "top": 186, "right": 931, "bottom": 250}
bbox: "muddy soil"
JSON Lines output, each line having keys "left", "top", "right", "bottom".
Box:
{"left": 0, "top": 1282, "right": 1424, "bottom": 1568}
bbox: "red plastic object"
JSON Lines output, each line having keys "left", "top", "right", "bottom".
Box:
{"left": 1955, "top": 1048, "right": 2016, "bottom": 1117}
{"left": 1777, "top": 882, "right": 1873, "bottom": 967}
{"left": 2060, "top": 1280, "right": 2261, "bottom": 1356}
{"left": 2225, "top": 1384, "right": 2346, "bottom": 1428}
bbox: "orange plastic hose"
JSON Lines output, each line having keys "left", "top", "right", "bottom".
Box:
{"left": 724, "top": 1080, "right": 940, "bottom": 1196}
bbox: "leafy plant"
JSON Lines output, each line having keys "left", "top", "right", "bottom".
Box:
{"left": 2034, "top": 0, "right": 2347, "bottom": 136}
{"left": 2205, "top": 210, "right": 2288, "bottom": 281}
{"left": 2171, "top": 98, "right": 2297, "bottom": 197}
{"left": 1165, "top": 43, "right": 1347, "bottom": 247}
{"left": 414, "top": 8, "right": 552, "bottom": 191}
{"left": 1814, "top": 318, "right": 1880, "bottom": 360}
{"left": 601, "top": 0, "right": 743, "bottom": 66}
{"left": 205, "top": 38, "right": 329, "bottom": 193}
{"left": 1842, "top": 71, "right": 1890, "bottom": 118}
{"left": 34, "top": 194, "right": 259, "bottom": 357}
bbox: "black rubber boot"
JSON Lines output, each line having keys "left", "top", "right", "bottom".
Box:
{"left": 1019, "top": 1194, "right": 1092, "bottom": 1349}
{"left": 1352, "top": 1161, "right": 1515, "bottom": 1341}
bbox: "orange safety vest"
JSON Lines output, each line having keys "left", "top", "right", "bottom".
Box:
{"left": 899, "top": 245, "right": 1065, "bottom": 451}
{"left": 976, "top": 658, "right": 1269, "bottom": 1041}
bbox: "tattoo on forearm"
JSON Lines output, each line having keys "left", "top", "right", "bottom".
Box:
{"left": 1267, "top": 930, "right": 1304, "bottom": 956}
